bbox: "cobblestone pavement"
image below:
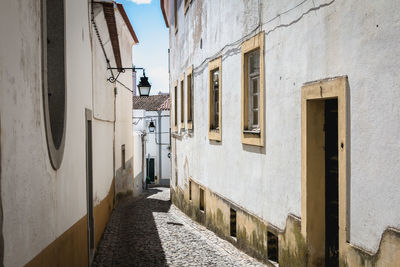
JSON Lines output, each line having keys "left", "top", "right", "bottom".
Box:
{"left": 93, "top": 187, "right": 266, "bottom": 267}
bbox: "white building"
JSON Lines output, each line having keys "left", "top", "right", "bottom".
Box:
{"left": 133, "top": 94, "right": 171, "bottom": 188}
{"left": 0, "top": 1, "right": 138, "bottom": 266}
{"left": 161, "top": 0, "right": 400, "bottom": 266}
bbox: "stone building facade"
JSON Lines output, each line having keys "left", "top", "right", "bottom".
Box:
{"left": 0, "top": 1, "right": 138, "bottom": 266}
{"left": 161, "top": 0, "right": 400, "bottom": 266}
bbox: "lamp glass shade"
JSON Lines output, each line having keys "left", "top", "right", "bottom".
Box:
{"left": 138, "top": 75, "right": 151, "bottom": 96}
{"left": 148, "top": 121, "right": 156, "bottom": 133}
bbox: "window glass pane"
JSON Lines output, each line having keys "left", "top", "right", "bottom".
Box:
{"left": 213, "top": 70, "right": 219, "bottom": 85}
{"left": 253, "top": 111, "right": 258, "bottom": 126}
{"left": 212, "top": 69, "right": 219, "bottom": 129}
{"left": 249, "top": 49, "right": 260, "bottom": 74}
{"left": 253, "top": 95, "right": 258, "bottom": 109}
{"left": 188, "top": 75, "right": 192, "bottom": 121}
{"left": 252, "top": 78, "right": 258, "bottom": 94}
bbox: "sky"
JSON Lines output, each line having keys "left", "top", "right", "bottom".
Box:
{"left": 118, "top": 0, "right": 169, "bottom": 95}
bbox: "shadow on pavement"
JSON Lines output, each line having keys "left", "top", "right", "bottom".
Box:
{"left": 93, "top": 188, "right": 171, "bottom": 267}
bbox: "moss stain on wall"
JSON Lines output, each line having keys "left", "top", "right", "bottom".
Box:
{"left": 171, "top": 181, "right": 400, "bottom": 267}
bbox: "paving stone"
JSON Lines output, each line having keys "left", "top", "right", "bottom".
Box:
{"left": 93, "top": 187, "right": 266, "bottom": 267}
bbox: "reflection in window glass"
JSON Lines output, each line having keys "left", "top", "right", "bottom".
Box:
{"left": 247, "top": 49, "right": 260, "bottom": 131}
{"left": 212, "top": 69, "right": 219, "bottom": 129}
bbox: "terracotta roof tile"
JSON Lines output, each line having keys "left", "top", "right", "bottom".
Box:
{"left": 133, "top": 95, "right": 170, "bottom": 111}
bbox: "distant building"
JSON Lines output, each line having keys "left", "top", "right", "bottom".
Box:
{"left": 0, "top": 1, "right": 138, "bottom": 266}
{"left": 133, "top": 94, "right": 171, "bottom": 188}
{"left": 161, "top": 0, "right": 400, "bottom": 266}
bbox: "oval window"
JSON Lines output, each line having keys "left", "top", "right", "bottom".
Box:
{"left": 42, "top": 0, "right": 66, "bottom": 170}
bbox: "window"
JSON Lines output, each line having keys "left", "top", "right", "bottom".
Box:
{"left": 121, "top": 144, "right": 125, "bottom": 170}
{"left": 189, "top": 180, "right": 192, "bottom": 201}
{"left": 180, "top": 74, "right": 185, "bottom": 129}
{"left": 174, "top": 0, "right": 178, "bottom": 34}
{"left": 230, "top": 208, "right": 237, "bottom": 238}
{"left": 186, "top": 65, "right": 193, "bottom": 130}
{"left": 208, "top": 57, "right": 222, "bottom": 141}
{"left": 199, "top": 188, "right": 205, "bottom": 211}
{"left": 241, "top": 32, "right": 264, "bottom": 146}
{"left": 184, "top": 0, "right": 192, "bottom": 14}
{"left": 267, "top": 231, "right": 279, "bottom": 264}
{"left": 247, "top": 50, "right": 260, "bottom": 131}
{"left": 174, "top": 81, "right": 178, "bottom": 132}
{"left": 42, "top": 0, "right": 66, "bottom": 170}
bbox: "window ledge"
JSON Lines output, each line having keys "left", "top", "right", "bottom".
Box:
{"left": 187, "top": 121, "right": 193, "bottom": 130}
{"left": 208, "top": 129, "right": 221, "bottom": 141}
{"left": 242, "top": 131, "right": 263, "bottom": 147}
{"left": 243, "top": 129, "right": 261, "bottom": 134}
{"left": 171, "top": 132, "right": 182, "bottom": 139}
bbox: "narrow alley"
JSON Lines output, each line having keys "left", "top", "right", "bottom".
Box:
{"left": 92, "top": 187, "right": 265, "bottom": 267}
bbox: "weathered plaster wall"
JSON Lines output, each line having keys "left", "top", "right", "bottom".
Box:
{"left": 0, "top": 1, "right": 136, "bottom": 266}
{"left": 168, "top": 0, "right": 400, "bottom": 256}
{"left": 114, "top": 8, "right": 135, "bottom": 197}
{"left": 0, "top": 1, "right": 91, "bottom": 265}
{"left": 92, "top": 4, "right": 116, "bottom": 206}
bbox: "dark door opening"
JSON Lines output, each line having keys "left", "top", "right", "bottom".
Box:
{"left": 146, "top": 158, "right": 155, "bottom": 183}
{"left": 85, "top": 110, "right": 95, "bottom": 265}
{"left": 230, "top": 208, "right": 236, "bottom": 238}
{"left": 325, "top": 99, "right": 339, "bottom": 267}
{"left": 199, "top": 188, "right": 205, "bottom": 211}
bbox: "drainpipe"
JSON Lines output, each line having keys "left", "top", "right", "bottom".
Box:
{"left": 158, "top": 110, "right": 162, "bottom": 185}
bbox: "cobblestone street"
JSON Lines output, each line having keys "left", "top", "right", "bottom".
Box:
{"left": 93, "top": 187, "right": 266, "bottom": 267}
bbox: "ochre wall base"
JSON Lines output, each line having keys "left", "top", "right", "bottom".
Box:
{"left": 171, "top": 179, "right": 400, "bottom": 267}
{"left": 25, "top": 180, "right": 115, "bottom": 267}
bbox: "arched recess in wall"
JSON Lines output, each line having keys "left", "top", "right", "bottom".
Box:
{"left": 42, "top": 0, "right": 67, "bottom": 170}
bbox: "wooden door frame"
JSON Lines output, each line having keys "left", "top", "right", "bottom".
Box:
{"left": 301, "top": 76, "right": 350, "bottom": 266}
{"left": 85, "top": 108, "right": 95, "bottom": 266}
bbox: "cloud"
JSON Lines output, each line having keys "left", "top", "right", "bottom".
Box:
{"left": 127, "top": 0, "right": 152, "bottom": 4}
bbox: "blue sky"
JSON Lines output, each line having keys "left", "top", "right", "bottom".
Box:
{"left": 118, "top": 0, "right": 169, "bottom": 95}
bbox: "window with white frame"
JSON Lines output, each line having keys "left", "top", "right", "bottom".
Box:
{"left": 247, "top": 49, "right": 260, "bottom": 132}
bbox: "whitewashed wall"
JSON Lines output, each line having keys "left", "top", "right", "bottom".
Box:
{"left": 0, "top": 1, "right": 135, "bottom": 266}
{"left": 0, "top": 1, "right": 92, "bottom": 266}
{"left": 133, "top": 109, "right": 171, "bottom": 184}
{"left": 114, "top": 8, "right": 135, "bottom": 195}
{"left": 169, "top": 0, "right": 400, "bottom": 253}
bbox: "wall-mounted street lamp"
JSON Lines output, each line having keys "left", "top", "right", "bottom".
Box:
{"left": 148, "top": 120, "right": 156, "bottom": 133}
{"left": 137, "top": 71, "right": 151, "bottom": 96}
{"left": 107, "top": 66, "right": 151, "bottom": 96}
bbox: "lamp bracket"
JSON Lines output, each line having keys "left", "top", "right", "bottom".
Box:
{"left": 107, "top": 66, "right": 146, "bottom": 83}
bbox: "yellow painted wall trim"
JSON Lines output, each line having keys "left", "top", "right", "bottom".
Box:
{"left": 241, "top": 31, "right": 265, "bottom": 147}
{"left": 301, "top": 76, "right": 348, "bottom": 266}
{"left": 25, "top": 180, "right": 115, "bottom": 267}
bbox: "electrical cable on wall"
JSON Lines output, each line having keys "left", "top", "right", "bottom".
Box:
{"left": 191, "top": 0, "right": 335, "bottom": 77}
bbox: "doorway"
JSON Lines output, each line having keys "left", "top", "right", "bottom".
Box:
{"left": 85, "top": 109, "right": 95, "bottom": 265}
{"left": 325, "top": 99, "right": 339, "bottom": 266}
{"left": 301, "top": 77, "right": 348, "bottom": 267}
{"left": 146, "top": 158, "right": 155, "bottom": 183}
